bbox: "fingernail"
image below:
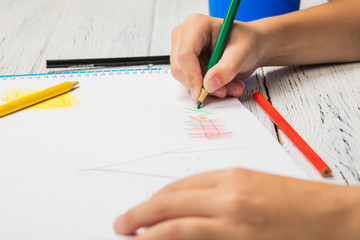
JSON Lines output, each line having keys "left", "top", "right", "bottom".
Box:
{"left": 190, "top": 88, "right": 196, "bottom": 100}
{"left": 114, "top": 216, "right": 125, "bottom": 234}
{"left": 206, "top": 77, "right": 221, "bottom": 93}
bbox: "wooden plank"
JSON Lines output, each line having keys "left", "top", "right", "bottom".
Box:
{"left": 41, "top": 0, "right": 156, "bottom": 73}
{"left": 300, "top": 0, "right": 328, "bottom": 9}
{"left": 0, "top": 0, "right": 67, "bottom": 74}
{"left": 264, "top": 63, "right": 360, "bottom": 184}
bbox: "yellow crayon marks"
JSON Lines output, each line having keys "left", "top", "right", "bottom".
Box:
{"left": 0, "top": 89, "right": 80, "bottom": 109}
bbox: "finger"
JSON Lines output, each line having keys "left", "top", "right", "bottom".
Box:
{"left": 170, "top": 52, "right": 196, "bottom": 99}
{"left": 203, "top": 61, "right": 238, "bottom": 94}
{"left": 175, "top": 40, "right": 204, "bottom": 101}
{"left": 171, "top": 15, "right": 212, "bottom": 100}
{"left": 114, "top": 189, "right": 216, "bottom": 235}
{"left": 171, "top": 50, "right": 203, "bottom": 101}
{"left": 133, "top": 217, "right": 227, "bottom": 240}
{"left": 170, "top": 26, "right": 186, "bottom": 88}
{"left": 203, "top": 41, "right": 247, "bottom": 93}
{"left": 225, "top": 79, "right": 245, "bottom": 97}
{"left": 210, "top": 86, "right": 227, "bottom": 98}
{"left": 209, "top": 75, "right": 245, "bottom": 98}
{"left": 180, "top": 55, "right": 203, "bottom": 101}
{"left": 170, "top": 51, "right": 185, "bottom": 86}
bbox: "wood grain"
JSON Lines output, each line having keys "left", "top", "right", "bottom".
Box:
{"left": 264, "top": 64, "right": 360, "bottom": 184}
{"left": 0, "top": 0, "right": 67, "bottom": 74}
{"left": 41, "top": 0, "right": 157, "bottom": 72}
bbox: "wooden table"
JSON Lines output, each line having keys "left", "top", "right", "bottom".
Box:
{"left": 1, "top": 0, "right": 359, "bottom": 184}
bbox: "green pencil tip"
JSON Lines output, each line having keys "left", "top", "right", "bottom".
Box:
{"left": 197, "top": 101, "right": 202, "bottom": 109}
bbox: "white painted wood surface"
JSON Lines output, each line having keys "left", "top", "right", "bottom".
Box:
{"left": 264, "top": 64, "right": 360, "bottom": 185}
{"left": 1, "top": 0, "right": 359, "bottom": 184}
{"left": 0, "top": 0, "right": 67, "bottom": 74}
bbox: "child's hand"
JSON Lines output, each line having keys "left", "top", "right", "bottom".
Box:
{"left": 170, "top": 14, "right": 267, "bottom": 101}
{"left": 114, "top": 168, "right": 358, "bottom": 240}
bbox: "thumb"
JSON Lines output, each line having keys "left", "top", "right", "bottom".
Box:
{"left": 203, "top": 51, "right": 241, "bottom": 93}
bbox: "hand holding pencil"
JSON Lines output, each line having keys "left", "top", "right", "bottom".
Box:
{"left": 171, "top": 13, "right": 261, "bottom": 103}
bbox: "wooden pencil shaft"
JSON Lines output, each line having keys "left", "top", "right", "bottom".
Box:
{"left": 253, "top": 91, "right": 332, "bottom": 177}
{"left": 198, "top": 89, "right": 208, "bottom": 103}
{"left": 0, "top": 81, "right": 78, "bottom": 118}
{"left": 46, "top": 55, "right": 170, "bottom": 68}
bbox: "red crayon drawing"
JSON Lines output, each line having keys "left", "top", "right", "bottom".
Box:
{"left": 184, "top": 115, "right": 233, "bottom": 139}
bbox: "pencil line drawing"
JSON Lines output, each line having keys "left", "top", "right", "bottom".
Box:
{"left": 170, "top": 146, "right": 246, "bottom": 154}
{"left": 78, "top": 146, "right": 246, "bottom": 179}
{"left": 81, "top": 146, "right": 193, "bottom": 170}
{"left": 79, "top": 168, "right": 179, "bottom": 180}
{"left": 79, "top": 146, "right": 245, "bottom": 171}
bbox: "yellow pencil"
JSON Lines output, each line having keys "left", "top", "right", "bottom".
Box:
{"left": 0, "top": 81, "right": 79, "bottom": 118}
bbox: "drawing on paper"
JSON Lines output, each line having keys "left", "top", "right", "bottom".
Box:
{"left": 184, "top": 107, "right": 233, "bottom": 139}
{"left": 0, "top": 89, "right": 80, "bottom": 109}
{"left": 79, "top": 146, "right": 245, "bottom": 179}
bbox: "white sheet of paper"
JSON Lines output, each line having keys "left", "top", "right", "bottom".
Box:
{"left": 0, "top": 70, "right": 308, "bottom": 240}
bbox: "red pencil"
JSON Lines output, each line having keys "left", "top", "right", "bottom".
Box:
{"left": 252, "top": 91, "right": 332, "bottom": 177}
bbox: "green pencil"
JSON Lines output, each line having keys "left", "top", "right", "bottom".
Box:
{"left": 197, "top": 0, "right": 242, "bottom": 109}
